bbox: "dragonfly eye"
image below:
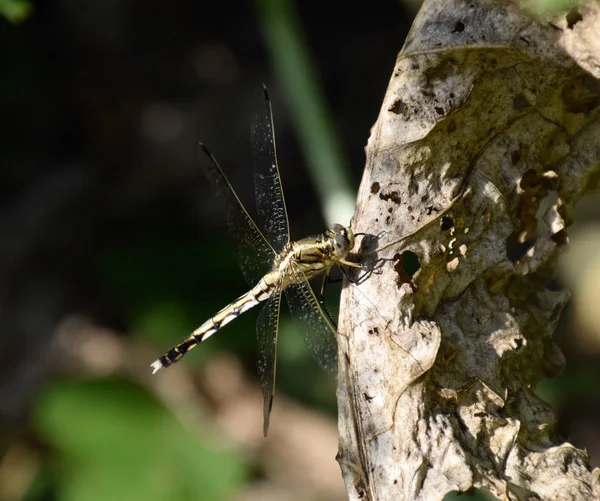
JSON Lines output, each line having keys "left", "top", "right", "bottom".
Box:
{"left": 333, "top": 234, "right": 350, "bottom": 255}
{"left": 329, "top": 223, "right": 344, "bottom": 234}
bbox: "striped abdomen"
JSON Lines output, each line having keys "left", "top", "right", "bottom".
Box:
{"left": 150, "top": 273, "right": 278, "bottom": 373}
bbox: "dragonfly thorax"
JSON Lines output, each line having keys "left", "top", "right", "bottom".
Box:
{"left": 272, "top": 224, "right": 356, "bottom": 287}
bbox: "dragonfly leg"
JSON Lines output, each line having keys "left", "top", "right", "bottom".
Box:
{"left": 318, "top": 271, "right": 339, "bottom": 329}
{"left": 354, "top": 230, "right": 387, "bottom": 240}
{"left": 319, "top": 270, "right": 329, "bottom": 299}
{"left": 339, "top": 265, "right": 359, "bottom": 284}
{"left": 341, "top": 257, "right": 386, "bottom": 285}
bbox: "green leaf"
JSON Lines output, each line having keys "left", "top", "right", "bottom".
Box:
{"left": 33, "top": 379, "right": 247, "bottom": 501}
{"left": 0, "top": 0, "right": 32, "bottom": 23}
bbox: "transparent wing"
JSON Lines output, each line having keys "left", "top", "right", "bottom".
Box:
{"left": 196, "top": 142, "right": 275, "bottom": 285}
{"left": 284, "top": 266, "right": 338, "bottom": 377}
{"left": 251, "top": 86, "right": 290, "bottom": 251}
{"left": 256, "top": 287, "right": 282, "bottom": 437}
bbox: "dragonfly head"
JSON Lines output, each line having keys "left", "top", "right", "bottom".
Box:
{"left": 328, "top": 224, "right": 355, "bottom": 258}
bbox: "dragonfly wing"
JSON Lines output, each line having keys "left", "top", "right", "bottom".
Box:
{"left": 284, "top": 266, "right": 338, "bottom": 377}
{"left": 196, "top": 142, "right": 275, "bottom": 285}
{"left": 251, "top": 86, "right": 290, "bottom": 250}
{"left": 256, "top": 285, "right": 282, "bottom": 437}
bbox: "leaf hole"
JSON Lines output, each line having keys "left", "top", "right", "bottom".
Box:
{"left": 393, "top": 251, "right": 421, "bottom": 284}
{"left": 441, "top": 215, "right": 454, "bottom": 231}
{"left": 388, "top": 99, "right": 408, "bottom": 115}
{"left": 452, "top": 21, "right": 465, "bottom": 33}
{"left": 566, "top": 8, "right": 582, "bottom": 29}
{"left": 506, "top": 234, "right": 536, "bottom": 263}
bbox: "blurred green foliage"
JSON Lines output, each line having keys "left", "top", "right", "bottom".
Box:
{"left": 524, "top": 0, "right": 579, "bottom": 14}
{"left": 0, "top": 0, "right": 31, "bottom": 23}
{"left": 33, "top": 379, "right": 247, "bottom": 501}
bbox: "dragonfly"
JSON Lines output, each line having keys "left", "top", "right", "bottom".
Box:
{"left": 151, "top": 86, "right": 362, "bottom": 435}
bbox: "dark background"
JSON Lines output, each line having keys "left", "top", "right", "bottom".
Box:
{"left": 1, "top": 1, "right": 599, "bottom": 500}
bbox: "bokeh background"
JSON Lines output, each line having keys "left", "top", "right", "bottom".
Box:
{"left": 1, "top": 1, "right": 599, "bottom": 500}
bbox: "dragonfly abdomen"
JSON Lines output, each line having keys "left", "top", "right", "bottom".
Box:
{"left": 150, "top": 274, "right": 278, "bottom": 374}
